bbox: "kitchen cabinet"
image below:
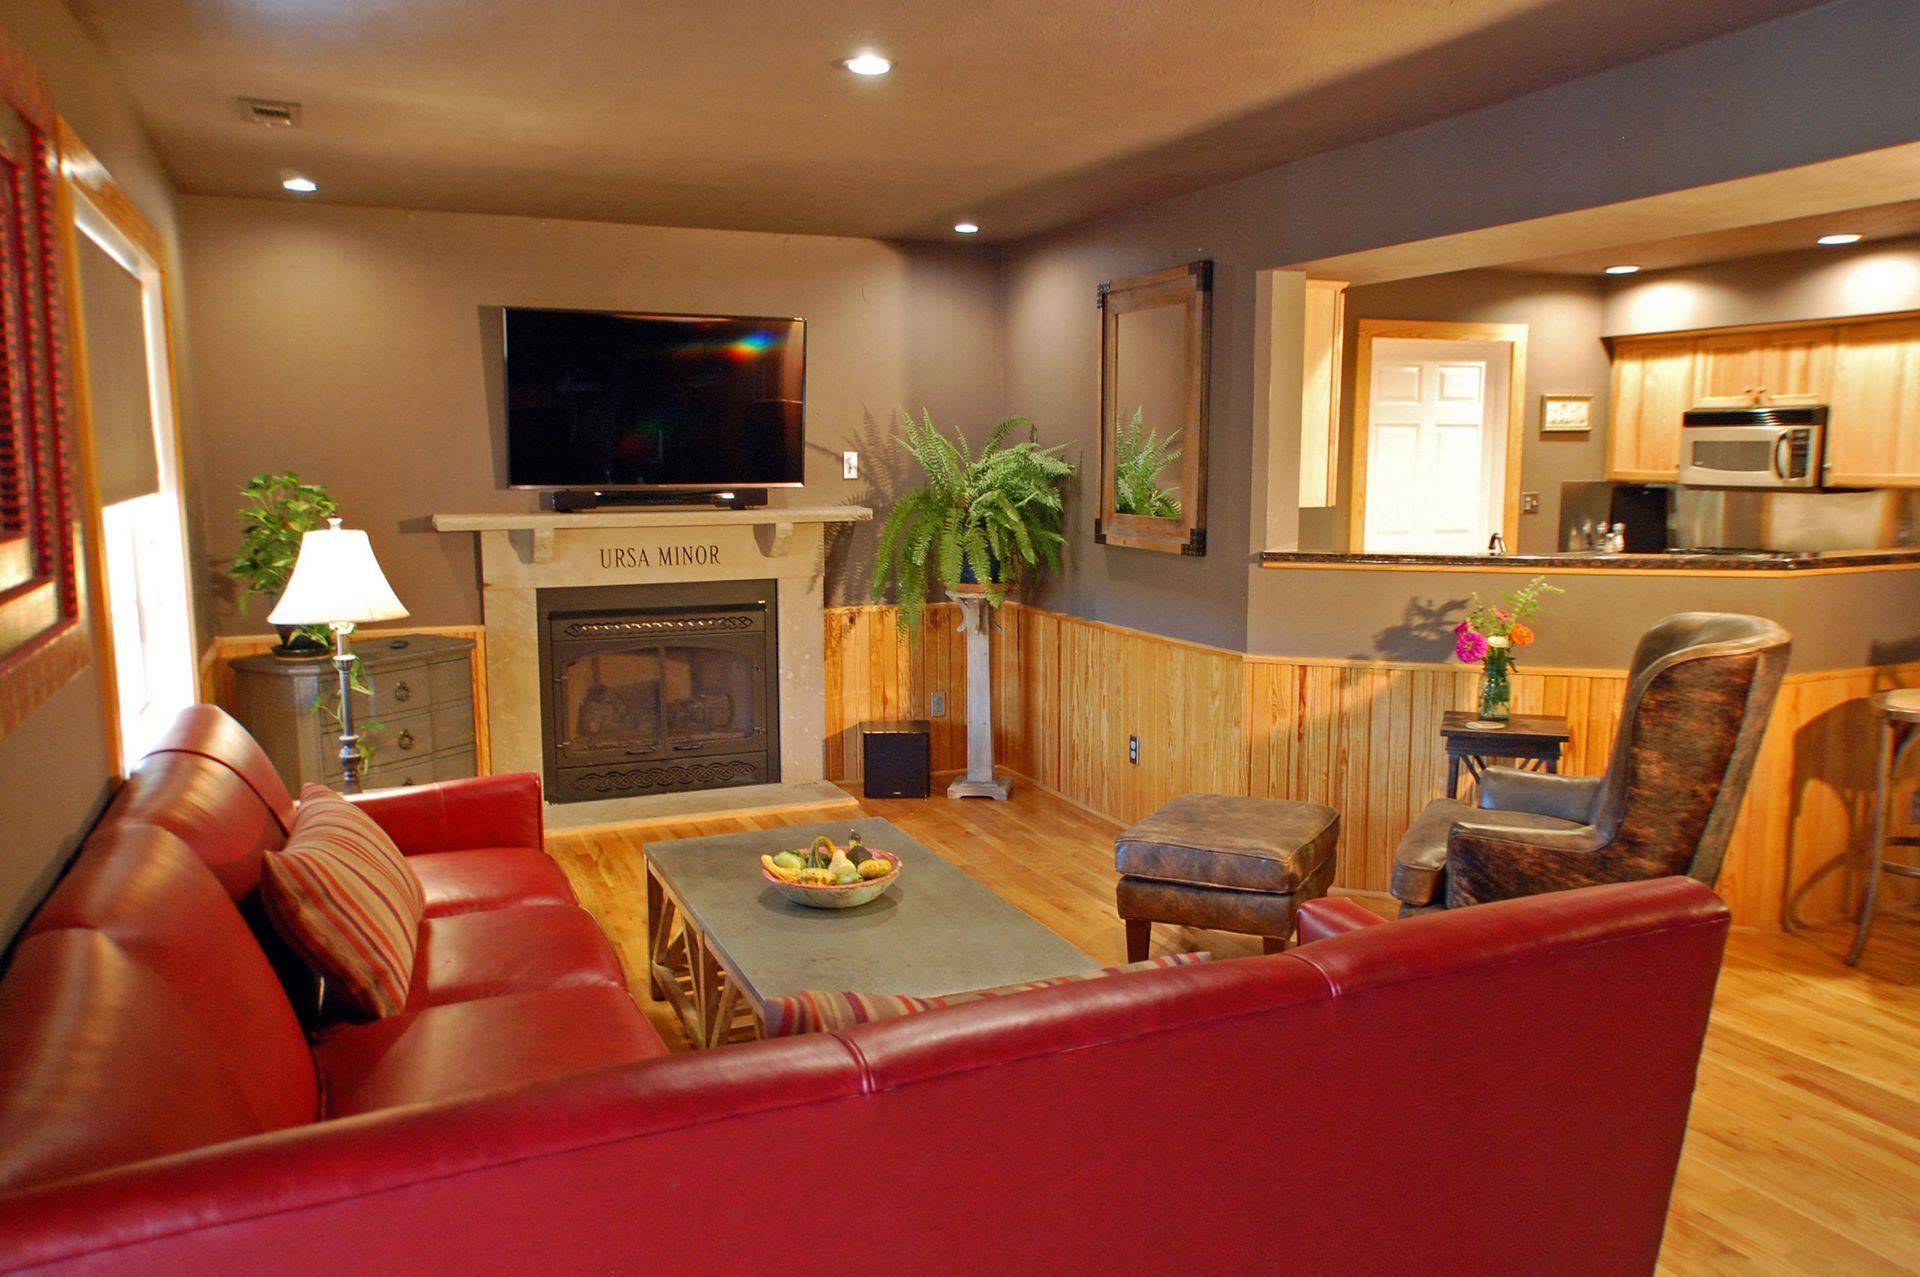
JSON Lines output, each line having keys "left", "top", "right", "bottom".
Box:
{"left": 1827, "top": 317, "right": 1920, "bottom": 486}
{"left": 1608, "top": 337, "right": 1695, "bottom": 479}
{"left": 1692, "top": 328, "right": 1834, "bottom": 408}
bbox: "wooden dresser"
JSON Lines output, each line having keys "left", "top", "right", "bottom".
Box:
{"left": 230, "top": 634, "right": 479, "bottom": 793}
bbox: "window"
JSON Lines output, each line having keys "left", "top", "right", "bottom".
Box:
{"left": 64, "top": 132, "right": 196, "bottom": 767}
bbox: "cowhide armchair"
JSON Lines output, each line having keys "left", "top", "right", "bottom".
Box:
{"left": 1391, "top": 612, "right": 1791, "bottom": 916}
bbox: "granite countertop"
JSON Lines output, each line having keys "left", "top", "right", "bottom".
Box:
{"left": 1259, "top": 547, "right": 1920, "bottom": 571}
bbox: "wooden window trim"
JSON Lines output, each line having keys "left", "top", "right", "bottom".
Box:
{"left": 0, "top": 25, "right": 86, "bottom": 739}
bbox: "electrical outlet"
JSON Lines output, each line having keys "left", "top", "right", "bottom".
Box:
{"left": 1128, "top": 735, "right": 1139, "bottom": 765}
{"left": 929, "top": 691, "right": 946, "bottom": 717}
{"left": 1521, "top": 492, "right": 1541, "bottom": 514}
{"left": 842, "top": 450, "right": 860, "bottom": 480}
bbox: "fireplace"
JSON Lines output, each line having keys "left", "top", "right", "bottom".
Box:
{"left": 537, "top": 581, "right": 779, "bottom": 803}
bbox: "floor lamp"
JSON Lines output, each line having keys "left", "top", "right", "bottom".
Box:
{"left": 268, "top": 517, "right": 408, "bottom": 794}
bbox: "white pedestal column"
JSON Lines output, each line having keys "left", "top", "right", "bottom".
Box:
{"left": 946, "top": 593, "right": 1011, "bottom": 800}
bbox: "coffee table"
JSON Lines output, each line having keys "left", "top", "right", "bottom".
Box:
{"left": 644, "top": 816, "right": 1099, "bottom": 1048}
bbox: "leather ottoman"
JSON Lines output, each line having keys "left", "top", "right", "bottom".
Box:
{"left": 1115, "top": 794, "right": 1340, "bottom": 959}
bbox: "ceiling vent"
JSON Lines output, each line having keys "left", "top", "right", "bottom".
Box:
{"left": 238, "top": 98, "right": 301, "bottom": 128}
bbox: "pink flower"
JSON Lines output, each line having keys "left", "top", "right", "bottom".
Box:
{"left": 1453, "top": 619, "right": 1470, "bottom": 636}
{"left": 1455, "top": 630, "right": 1489, "bottom": 663}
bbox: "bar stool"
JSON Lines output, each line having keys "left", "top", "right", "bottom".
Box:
{"left": 1847, "top": 689, "right": 1920, "bottom": 965}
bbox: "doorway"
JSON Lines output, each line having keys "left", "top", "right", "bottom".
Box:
{"left": 1350, "top": 321, "right": 1527, "bottom": 555}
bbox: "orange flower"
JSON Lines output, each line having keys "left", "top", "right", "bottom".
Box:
{"left": 1510, "top": 622, "right": 1535, "bottom": 647}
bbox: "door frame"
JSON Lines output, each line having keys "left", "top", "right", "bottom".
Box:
{"left": 1348, "top": 319, "right": 1529, "bottom": 554}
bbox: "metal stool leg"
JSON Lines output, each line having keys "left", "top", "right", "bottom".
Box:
{"left": 1849, "top": 719, "right": 1908, "bottom": 966}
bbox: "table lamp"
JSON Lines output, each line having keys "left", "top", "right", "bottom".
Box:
{"left": 268, "top": 517, "right": 408, "bottom": 793}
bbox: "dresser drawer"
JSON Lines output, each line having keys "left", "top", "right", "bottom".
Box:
{"left": 322, "top": 708, "right": 438, "bottom": 780}
{"left": 430, "top": 700, "right": 476, "bottom": 750}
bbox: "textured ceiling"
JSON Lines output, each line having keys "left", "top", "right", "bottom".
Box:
{"left": 69, "top": 0, "right": 1834, "bottom": 241}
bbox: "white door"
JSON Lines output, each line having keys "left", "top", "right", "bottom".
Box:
{"left": 1362, "top": 338, "right": 1510, "bottom": 554}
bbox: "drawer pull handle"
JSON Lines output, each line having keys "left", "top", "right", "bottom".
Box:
{"left": 392, "top": 681, "right": 413, "bottom": 703}
{"left": 397, "top": 729, "right": 417, "bottom": 751}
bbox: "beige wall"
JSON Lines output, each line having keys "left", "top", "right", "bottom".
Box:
{"left": 0, "top": 3, "right": 183, "bottom": 942}
{"left": 1604, "top": 234, "right": 1920, "bottom": 336}
{"left": 180, "top": 198, "right": 1005, "bottom": 633}
{"left": 1300, "top": 270, "right": 1612, "bottom": 557}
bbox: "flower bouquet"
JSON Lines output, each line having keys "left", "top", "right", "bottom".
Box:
{"left": 1454, "top": 576, "right": 1562, "bottom": 722}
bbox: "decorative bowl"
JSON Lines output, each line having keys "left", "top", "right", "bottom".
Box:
{"left": 762, "top": 851, "right": 902, "bottom": 909}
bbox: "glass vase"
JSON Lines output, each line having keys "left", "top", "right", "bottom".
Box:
{"left": 1478, "top": 650, "right": 1513, "bottom": 722}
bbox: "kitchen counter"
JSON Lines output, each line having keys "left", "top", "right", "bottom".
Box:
{"left": 1259, "top": 547, "right": 1920, "bottom": 573}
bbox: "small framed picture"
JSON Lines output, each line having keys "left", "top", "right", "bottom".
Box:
{"left": 1540, "top": 393, "right": 1592, "bottom": 434}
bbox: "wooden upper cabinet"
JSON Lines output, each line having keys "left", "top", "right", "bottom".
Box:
{"left": 1827, "top": 317, "right": 1920, "bottom": 486}
{"left": 1608, "top": 337, "right": 1696, "bottom": 479}
{"left": 1693, "top": 328, "right": 1834, "bottom": 407}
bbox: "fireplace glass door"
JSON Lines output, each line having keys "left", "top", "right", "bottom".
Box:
{"left": 543, "top": 599, "right": 775, "bottom": 801}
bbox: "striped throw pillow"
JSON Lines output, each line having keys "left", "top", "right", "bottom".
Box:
{"left": 260, "top": 784, "right": 427, "bottom": 1019}
{"left": 761, "top": 952, "right": 1210, "bottom": 1038}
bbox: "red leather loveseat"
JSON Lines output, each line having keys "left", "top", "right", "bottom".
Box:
{"left": 0, "top": 708, "right": 1728, "bottom": 1275}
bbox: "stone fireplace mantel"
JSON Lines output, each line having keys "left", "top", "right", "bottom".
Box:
{"left": 433, "top": 506, "right": 870, "bottom": 826}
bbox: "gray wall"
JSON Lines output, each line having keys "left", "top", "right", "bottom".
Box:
{"left": 1244, "top": 564, "right": 1920, "bottom": 674}
{"left": 1604, "top": 234, "right": 1920, "bottom": 336}
{"left": 180, "top": 198, "right": 1006, "bottom": 632}
{"left": 0, "top": 0, "right": 184, "bottom": 943}
{"left": 1004, "top": 0, "right": 1920, "bottom": 653}
{"left": 1298, "top": 270, "right": 1612, "bottom": 557}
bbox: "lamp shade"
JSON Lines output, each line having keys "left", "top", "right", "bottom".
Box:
{"left": 268, "top": 518, "right": 409, "bottom": 627}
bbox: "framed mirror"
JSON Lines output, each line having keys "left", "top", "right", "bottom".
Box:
{"left": 1096, "top": 260, "right": 1210, "bottom": 555}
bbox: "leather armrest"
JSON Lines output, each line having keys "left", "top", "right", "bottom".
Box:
{"left": 344, "top": 773, "right": 544, "bottom": 855}
{"left": 1477, "top": 767, "right": 1603, "bottom": 824}
{"left": 1444, "top": 820, "right": 1622, "bottom": 909}
{"left": 1295, "top": 898, "right": 1386, "bottom": 944}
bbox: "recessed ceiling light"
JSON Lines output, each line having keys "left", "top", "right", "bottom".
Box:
{"left": 282, "top": 176, "right": 317, "bottom": 193}
{"left": 1818, "top": 233, "right": 1863, "bottom": 246}
{"left": 953, "top": 222, "right": 979, "bottom": 235}
{"left": 1604, "top": 265, "right": 1640, "bottom": 275}
{"left": 842, "top": 52, "right": 892, "bottom": 76}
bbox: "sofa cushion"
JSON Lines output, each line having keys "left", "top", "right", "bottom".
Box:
{"left": 0, "top": 931, "right": 267, "bottom": 1192}
{"left": 24, "top": 823, "right": 318, "bottom": 1131}
{"left": 262, "top": 786, "right": 427, "bottom": 1019}
{"left": 761, "top": 953, "right": 1211, "bottom": 1037}
{"left": 1390, "top": 798, "right": 1586, "bottom": 905}
{"left": 315, "top": 987, "right": 668, "bottom": 1116}
{"left": 107, "top": 706, "right": 295, "bottom": 900}
{"left": 1114, "top": 794, "right": 1339, "bottom": 893}
{"left": 407, "top": 905, "right": 628, "bottom": 1011}
{"left": 412, "top": 846, "right": 578, "bottom": 917}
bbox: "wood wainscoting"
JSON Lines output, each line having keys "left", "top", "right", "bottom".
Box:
{"left": 825, "top": 602, "right": 1918, "bottom": 929}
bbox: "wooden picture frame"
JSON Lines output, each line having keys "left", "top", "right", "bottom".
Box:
{"left": 1095, "top": 261, "right": 1211, "bottom": 556}
{"left": 0, "top": 29, "right": 87, "bottom": 739}
{"left": 1540, "top": 392, "right": 1593, "bottom": 434}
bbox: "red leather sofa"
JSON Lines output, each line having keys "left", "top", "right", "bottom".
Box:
{"left": 0, "top": 708, "right": 1729, "bottom": 1275}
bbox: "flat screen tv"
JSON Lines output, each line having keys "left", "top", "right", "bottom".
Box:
{"left": 504, "top": 308, "right": 806, "bottom": 491}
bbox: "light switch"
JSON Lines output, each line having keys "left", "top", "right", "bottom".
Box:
{"left": 1521, "top": 492, "right": 1541, "bottom": 514}
{"left": 842, "top": 451, "right": 859, "bottom": 479}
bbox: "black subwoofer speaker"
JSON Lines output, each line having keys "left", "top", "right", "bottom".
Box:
{"left": 861, "top": 720, "right": 931, "bottom": 798}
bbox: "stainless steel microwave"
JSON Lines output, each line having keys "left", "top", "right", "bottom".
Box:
{"left": 1677, "top": 407, "right": 1827, "bottom": 489}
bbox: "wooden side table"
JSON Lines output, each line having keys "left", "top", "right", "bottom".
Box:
{"left": 1440, "top": 711, "right": 1571, "bottom": 799}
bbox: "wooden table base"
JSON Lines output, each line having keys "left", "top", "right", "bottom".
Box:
{"left": 646, "top": 858, "right": 752, "bottom": 1048}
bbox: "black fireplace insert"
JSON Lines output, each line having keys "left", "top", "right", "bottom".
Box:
{"left": 536, "top": 581, "right": 778, "bottom": 803}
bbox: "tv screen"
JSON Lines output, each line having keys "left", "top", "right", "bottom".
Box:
{"left": 504, "top": 308, "right": 806, "bottom": 490}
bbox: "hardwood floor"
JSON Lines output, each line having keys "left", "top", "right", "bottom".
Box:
{"left": 546, "top": 783, "right": 1920, "bottom": 1277}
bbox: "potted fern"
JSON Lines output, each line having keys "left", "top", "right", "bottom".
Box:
{"left": 872, "top": 410, "right": 1074, "bottom": 633}
{"left": 1111, "top": 407, "right": 1182, "bottom": 518}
